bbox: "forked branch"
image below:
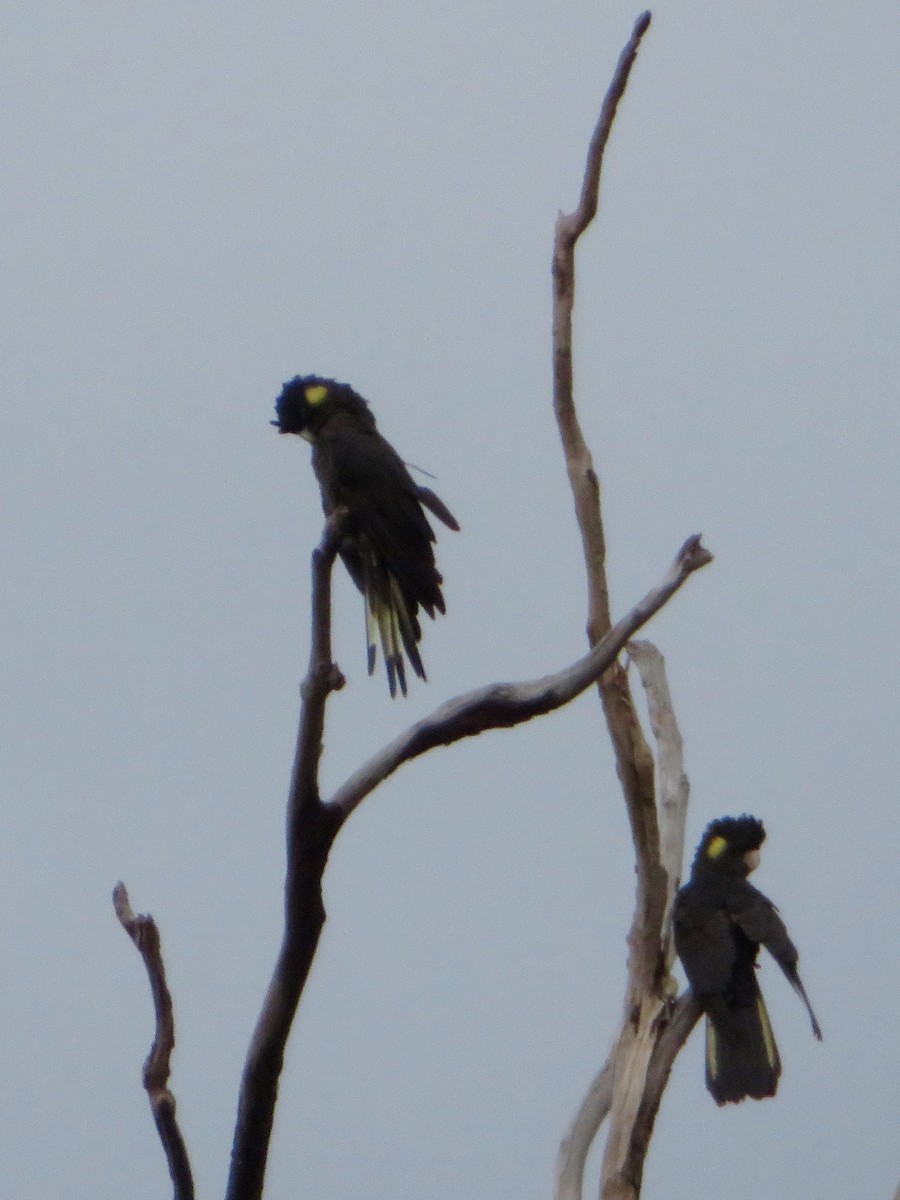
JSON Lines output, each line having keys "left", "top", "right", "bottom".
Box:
{"left": 224, "top": 527, "right": 708, "bottom": 1200}
{"left": 553, "top": 10, "right": 653, "bottom": 649}
{"left": 552, "top": 11, "right": 664, "bottom": 995}
{"left": 553, "top": 643, "right": 696, "bottom": 1200}
{"left": 328, "top": 534, "right": 710, "bottom": 824}
{"left": 225, "top": 516, "right": 345, "bottom": 1200}
{"left": 117, "top": 517, "right": 707, "bottom": 1200}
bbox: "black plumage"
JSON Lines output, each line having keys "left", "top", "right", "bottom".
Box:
{"left": 673, "top": 815, "right": 822, "bottom": 1105}
{"left": 273, "top": 375, "right": 458, "bottom": 696}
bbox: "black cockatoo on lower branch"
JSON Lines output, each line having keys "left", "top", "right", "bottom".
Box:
{"left": 673, "top": 814, "right": 822, "bottom": 1105}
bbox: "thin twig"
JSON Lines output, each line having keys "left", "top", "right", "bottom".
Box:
{"left": 113, "top": 883, "right": 194, "bottom": 1200}
{"left": 560, "top": 10, "right": 652, "bottom": 250}
{"left": 328, "top": 535, "right": 710, "bottom": 825}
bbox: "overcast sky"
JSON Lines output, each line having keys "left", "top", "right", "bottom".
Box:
{"left": 2, "top": 4, "right": 898, "bottom": 1199}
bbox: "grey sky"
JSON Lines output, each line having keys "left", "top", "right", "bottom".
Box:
{"left": 2, "top": 4, "right": 897, "bottom": 1198}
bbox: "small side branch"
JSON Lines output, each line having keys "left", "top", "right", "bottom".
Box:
{"left": 329, "top": 535, "right": 710, "bottom": 825}
{"left": 113, "top": 883, "right": 194, "bottom": 1200}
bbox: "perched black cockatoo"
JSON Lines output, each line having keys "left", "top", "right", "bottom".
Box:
{"left": 673, "top": 815, "right": 822, "bottom": 1105}
{"left": 273, "top": 375, "right": 459, "bottom": 696}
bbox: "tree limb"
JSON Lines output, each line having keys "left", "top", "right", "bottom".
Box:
{"left": 548, "top": 15, "right": 709, "bottom": 1197}
{"left": 552, "top": 12, "right": 664, "bottom": 1005}
{"left": 627, "top": 641, "right": 689, "bottom": 968}
{"left": 225, "top": 516, "right": 346, "bottom": 1200}
{"left": 558, "top": 993, "right": 702, "bottom": 1200}
{"left": 557, "top": 10, "right": 653, "bottom": 254}
{"left": 552, "top": 8, "right": 652, "bottom": 646}
{"left": 600, "top": 646, "right": 694, "bottom": 1200}
{"left": 328, "top": 535, "right": 710, "bottom": 826}
{"left": 621, "top": 992, "right": 702, "bottom": 1193}
{"left": 555, "top": 1053, "right": 616, "bottom": 1200}
{"left": 223, "top": 517, "right": 707, "bottom": 1200}
{"left": 113, "top": 883, "right": 194, "bottom": 1200}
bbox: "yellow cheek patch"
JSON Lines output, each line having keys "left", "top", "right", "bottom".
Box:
{"left": 305, "top": 384, "right": 329, "bottom": 406}
{"left": 706, "top": 835, "right": 728, "bottom": 859}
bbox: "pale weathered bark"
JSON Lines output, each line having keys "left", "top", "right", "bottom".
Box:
{"left": 628, "top": 641, "right": 689, "bottom": 966}
{"left": 549, "top": 12, "right": 704, "bottom": 1200}
{"left": 553, "top": 640, "right": 698, "bottom": 1200}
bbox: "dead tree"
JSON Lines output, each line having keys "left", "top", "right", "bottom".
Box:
{"left": 114, "top": 12, "right": 713, "bottom": 1200}
{"left": 551, "top": 14, "right": 704, "bottom": 1200}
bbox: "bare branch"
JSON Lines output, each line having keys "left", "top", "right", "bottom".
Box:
{"left": 328, "top": 535, "right": 710, "bottom": 825}
{"left": 566, "top": 994, "right": 701, "bottom": 1200}
{"left": 559, "top": 10, "right": 653, "bottom": 250}
{"left": 621, "top": 993, "right": 702, "bottom": 1194}
{"left": 555, "top": 641, "right": 692, "bottom": 1200}
{"left": 290, "top": 509, "right": 348, "bottom": 806}
{"left": 555, "top": 1054, "right": 616, "bottom": 1200}
{"left": 552, "top": 13, "right": 664, "bottom": 1004}
{"left": 224, "top": 517, "right": 708, "bottom": 1200}
{"left": 627, "top": 641, "right": 689, "bottom": 967}
{"left": 226, "top": 518, "right": 345, "bottom": 1200}
{"left": 603, "top": 646, "right": 692, "bottom": 1199}
{"left": 552, "top": 10, "right": 652, "bottom": 647}
{"left": 548, "top": 17, "right": 707, "bottom": 1199}
{"left": 113, "top": 883, "right": 194, "bottom": 1200}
